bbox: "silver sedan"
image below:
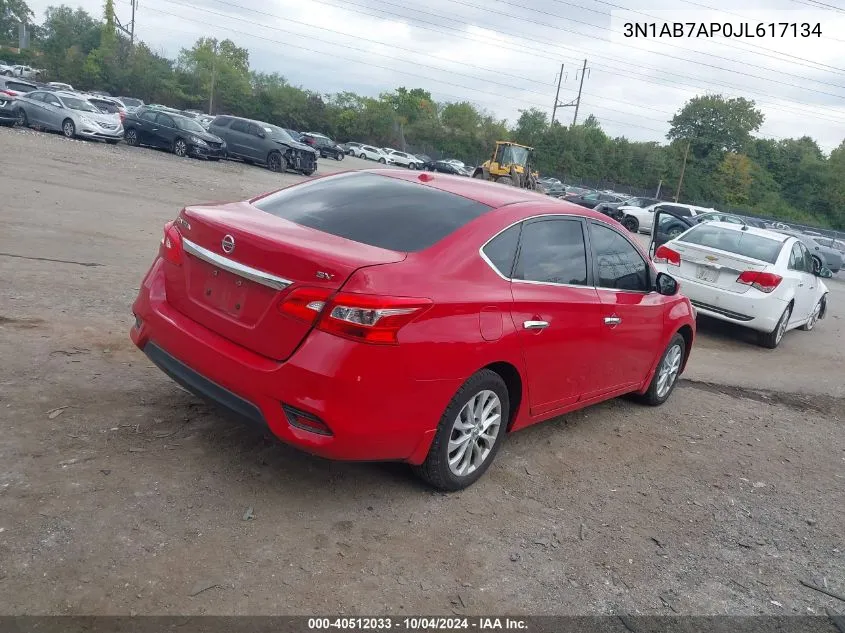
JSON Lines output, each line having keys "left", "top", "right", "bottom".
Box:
{"left": 15, "top": 90, "right": 123, "bottom": 143}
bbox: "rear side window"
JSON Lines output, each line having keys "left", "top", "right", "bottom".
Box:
{"left": 482, "top": 224, "right": 521, "bottom": 278}
{"left": 514, "top": 219, "right": 587, "bottom": 285}
{"left": 253, "top": 172, "right": 492, "bottom": 252}
{"left": 678, "top": 224, "right": 783, "bottom": 264}
{"left": 211, "top": 116, "right": 232, "bottom": 127}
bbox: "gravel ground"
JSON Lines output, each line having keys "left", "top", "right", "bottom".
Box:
{"left": 1, "top": 127, "right": 844, "bottom": 617}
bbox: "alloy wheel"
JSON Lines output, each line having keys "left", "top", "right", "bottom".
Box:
{"left": 775, "top": 309, "right": 789, "bottom": 344}
{"left": 174, "top": 139, "right": 187, "bottom": 157}
{"left": 447, "top": 390, "right": 502, "bottom": 477}
{"left": 63, "top": 120, "right": 75, "bottom": 138}
{"left": 125, "top": 129, "right": 138, "bottom": 146}
{"left": 655, "top": 343, "right": 683, "bottom": 398}
{"left": 806, "top": 302, "right": 821, "bottom": 331}
{"left": 16, "top": 109, "right": 27, "bottom": 126}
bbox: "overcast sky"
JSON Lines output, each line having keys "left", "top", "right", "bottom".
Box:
{"left": 27, "top": 0, "right": 845, "bottom": 152}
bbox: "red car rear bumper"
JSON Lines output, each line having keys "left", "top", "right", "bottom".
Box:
{"left": 130, "top": 258, "right": 459, "bottom": 463}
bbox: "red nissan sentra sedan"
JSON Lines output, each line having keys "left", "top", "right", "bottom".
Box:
{"left": 131, "top": 170, "right": 695, "bottom": 490}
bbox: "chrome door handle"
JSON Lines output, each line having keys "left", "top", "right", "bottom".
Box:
{"left": 798, "top": 283, "right": 804, "bottom": 287}
{"left": 523, "top": 320, "right": 549, "bottom": 330}
{"left": 604, "top": 316, "right": 622, "bottom": 327}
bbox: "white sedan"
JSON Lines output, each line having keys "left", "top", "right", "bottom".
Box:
{"left": 386, "top": 150, "right": 422, "bottom": 169}
{"left": 356, "top": 145, "right": 395, "bottom": 164}
{"left": 620, "top": 202, "right": 711, "bottom": 234}
{"left": 653, "top": 221, "right": 830, "bottom": 348}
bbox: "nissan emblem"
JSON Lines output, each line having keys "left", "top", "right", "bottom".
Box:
{"left": 221, "top": 234, "right": 235, "bottom": 254}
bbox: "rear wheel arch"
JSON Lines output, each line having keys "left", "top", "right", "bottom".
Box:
{"left": 482, "top": 361, "right": 524, "bottom": 432}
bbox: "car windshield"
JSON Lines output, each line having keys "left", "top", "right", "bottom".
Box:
{"left": 121, "top": 97, "right": 143, "bottom": 107}
{"left": 264, "top": 125, "right": 293, "bottom": 142}
{"left": 176, "top": 117, "right": 206, "bottom": 133}
{"left": 678, "top": 224, "right": 783, "bottom": 264}
{"left": 61, "top": 96, "right": 100, "bottom": 112}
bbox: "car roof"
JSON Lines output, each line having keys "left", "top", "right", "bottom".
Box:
{"left": 374, "top": 169, "right": 601, "bottom": 210}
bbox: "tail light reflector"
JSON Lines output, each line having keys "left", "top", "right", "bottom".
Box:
{"left": 319, "top": 293, "right": 432, "bottom": 345}
{"left": 283, "top": 405, "right": 332, "bottom": 436}
{"left": 654, "top": 245, "right": 681, "bottom": 266}
{"left": 736, "top": 271, "right": 782, "bottom": 293}
{"left": 277, "top": 287, "right": 332, "bottom": 322}
{"left": 159, "top": 221, "right": 184, "bottom": 266}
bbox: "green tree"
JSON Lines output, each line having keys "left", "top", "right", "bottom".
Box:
{"left": 178, "top": 37, "right": 250, "bottom": 114}
{"left": 716, "top": 153, "right": 754, "bottom": 205}
{"left": 513, "top": 108, "right": 548, "bottom": 148}
{"left": 668, "top": 95, "right": 764, "bottom": 159}
{"left": 0, "top": 0, "right": 33, "bottom": 45}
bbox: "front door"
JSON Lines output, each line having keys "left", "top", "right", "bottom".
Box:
{"left": 41, "top": 93, "right": 64, "bottom": 131}
{"left": 135, "top": 110, "right": 158, "bottom": 145}
{"left": 509, "top": 217, "right": 603, "bottom": 415}
{"left": 588, "top": 221, "right": 667, "bottom": 393}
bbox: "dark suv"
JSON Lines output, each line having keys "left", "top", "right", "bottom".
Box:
{"left": 301, "top": 132, "right": 345, "bottom": 161}
{"left": 208, "top": 116, "right": 317, "bottom": 175}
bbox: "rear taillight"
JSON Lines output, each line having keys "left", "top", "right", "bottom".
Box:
{"left": 654, "top": 245, "right": 681, "bottom": 266}
{"left": 277, "top": 287, "right": 332, "bottom": 322}
{"left": 736, "top": 271, "right": 782, "bottom": 293}
{"left": 278, "top": 289, "right": 431, "bottom": 344}
{"left": 322, "top": 293, "right": 431, "bottom": 344}
{"left": 159, "top": 221, "right": 183, "bottom": 266}
{"left": 1, "top": 89, "right": 16, "bottom": 96}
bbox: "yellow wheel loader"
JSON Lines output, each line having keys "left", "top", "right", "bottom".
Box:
{"left": 471, "top": 141, "right": 539, "bottom": 190}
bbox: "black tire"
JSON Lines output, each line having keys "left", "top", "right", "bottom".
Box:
{"left": 639, "top": 333, "right": 686, "bottom": 406}
{"left": 413, "top": 369, "right": 509, "bottom": 491}
{"left": 62, "top": 118, "right": 75, "bottom": 138}
{"left": 811, "top": 256, "right": 822, "bottom": 274}
{"left": 124, "top": 128, "right": 139, "bottom": 146}
{"left": 300, "top": 167, "right": 316, "bottom": 176}
{"left": 666, "top": 226, "right": 684, "bottom": 239}
{"left": 622, "top": 216, "right": 639, "bottom": 232}
{"left": 336, "top": 152, "right": 344, "bottom": 161}
{"left": 496, "top": 176, "right": 513, "bottom": 186}
{"left": 378, "top": 157, "right": 386, "bottom": 164}
{"left": 16, "top": 109, "right": 27, "bottom": 127}
{"left": 173, "top": 137, "right": 188, "bottom": 157}
{"left": 359, "top": 152, "right": 366, "bottom": 159}
{"left": 758, "top": 304, "right": 792, "bottom": 349}
{"left": 267, "top": 151, "right": 286, "bottom": 173}
{"left": 408, "top": 163, "right": 416, "bottom": 170}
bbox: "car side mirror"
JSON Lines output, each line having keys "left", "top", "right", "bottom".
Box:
{"left": 257, "top": 130, "right": 265, "bottom": 138}
{"left": 817, "top": 267, "right": 833, "bottom": 279}
{"left": 655, "top": 272, "right": 679, "bottom": 296}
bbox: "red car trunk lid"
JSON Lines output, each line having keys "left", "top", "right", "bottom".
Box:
{"left": 163, "top": 201, "right": 406, "bottom": 360}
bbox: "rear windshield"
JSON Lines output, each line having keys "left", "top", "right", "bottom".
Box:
{"left": 252, "top": 172, "right": 492, "bottom": 252}
{"left": 678, "top": 224, "right": 784, "bottom": 264}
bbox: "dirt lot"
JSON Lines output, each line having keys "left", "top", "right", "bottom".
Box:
{"left": 1, "top": 127, "right": 844, "bottom": 617}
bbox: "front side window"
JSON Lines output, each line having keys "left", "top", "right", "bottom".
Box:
{"left": 590, "top": 223, "right": 650, "bottom": 292}
{"left": 156, "top": 114, "right": 175, "bottom": 128}
{"left": 514, "top": 219, "right": 587, "bottom": 286}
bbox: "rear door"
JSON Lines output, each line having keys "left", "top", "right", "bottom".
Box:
{"left": 134, "top": 109, "right": 158, "bottom": 145}
{"left": 163, "top": 171, "right": 492, "bottom": 361}
{"left": 246, "top": 123, "right": 266, "bottom": 161}
{"left": 20, "top": 90, "right": 46, "bottom": 125}
{"left": 509, "top": 217, "right": 603, "bottom": 414}
{"left": 588, "top": 221, "right": 666, "bottom": 392}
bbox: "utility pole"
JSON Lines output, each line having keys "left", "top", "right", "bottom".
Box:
{"left": 551, "top": 64, "right": 564, "bottom": 125}
{"left": 572, "top": 59, "right": 589, "bottom": 127}
{"left": 208, "top": 39, "right": 218, "bottom": 114}
{"left": 551, "top": 63, "right": 578, "bottom": 126}
{"left": 655, "top": 179, "right": 663, "bottom": 198}
{"left": 674, "top": 139, "right": 691, "bottom": 202}
{"left": 114, "top": 0, "right": 137, "bottom": 47}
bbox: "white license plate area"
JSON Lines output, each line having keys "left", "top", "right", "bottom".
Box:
{"left": 695, "top": 265, "right": 719, "bottom": 283}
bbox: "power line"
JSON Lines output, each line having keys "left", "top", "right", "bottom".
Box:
{"left": 135, "top": 2, "right": 674, "bottom": 135}
{"left": 791, "top": 0, "right": 845, "bottom": 12}
{"left": 442, "top": 0, "right": 845, "bottom": 97}
{"left": 311, "top": 0, "right": 845, "bottom": 125}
